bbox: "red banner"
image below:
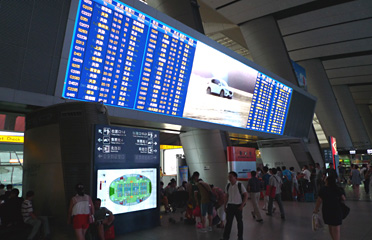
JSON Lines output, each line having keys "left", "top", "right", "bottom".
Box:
{"left": 330, "top": 136, "right": 337, "bottom": 169}
{"left": 227, "top": 147, "right": 256, "bottom": 180}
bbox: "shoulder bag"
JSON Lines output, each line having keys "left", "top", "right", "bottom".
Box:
{"left": 340, "top": 202, "right": 350, "bottom": 219}
{"left": 265, "top": 176, "right": 279, "bottom": 198}
{"left": 338, "top": 187, "right": 350, "bottom": 219}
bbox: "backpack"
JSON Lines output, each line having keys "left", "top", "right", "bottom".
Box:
{"left": 226, "top": 182, "right": 245, "bottom": 205}
{"left": 199, "top": 182, "right": 217, "bottom": 204}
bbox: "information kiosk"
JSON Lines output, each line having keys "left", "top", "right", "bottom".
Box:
{"left": 94, "top": 124, "right": 160, "bottom": 234}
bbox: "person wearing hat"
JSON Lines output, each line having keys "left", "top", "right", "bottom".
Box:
{"left": 67, "top": 183, "right": 94, "bottom": 240}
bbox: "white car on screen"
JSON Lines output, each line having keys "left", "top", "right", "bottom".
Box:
{"left": 206, "top": 78, "right": 233, "bottom": 99}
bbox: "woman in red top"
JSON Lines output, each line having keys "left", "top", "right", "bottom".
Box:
{"left": 67, "top": 183, "right": 94, "bottom": 240}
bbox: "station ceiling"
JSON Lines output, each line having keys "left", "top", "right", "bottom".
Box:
{"left": 196, "top": 0, "right": 372, "bottom": 150}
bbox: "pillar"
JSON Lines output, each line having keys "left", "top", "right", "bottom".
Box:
{"left": 180, "top": 129, "right": 228, "bottom": 189}
{"left": 23, "top": 102, "right": 109, "bottom": 223}
{"left": 147, "top": 0, "right": 204, "bottom": 33}
{"left": 300, "top": 59, "right": 353, "bottom": 149}
{"left": 240, "top": 16, "right": 297, "bottom": 85}
{"left": 333, "top": 85, "right": 371, "bottom": 149}
{"left": 357, "top": 104, "right": 372, "bottom": 144}
{"left": 240, "top": 16, "right": 322, "bottom": 165}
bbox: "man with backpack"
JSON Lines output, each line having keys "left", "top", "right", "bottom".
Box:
{"left": 221, "top": 171, "right": 248, "bottom": 240}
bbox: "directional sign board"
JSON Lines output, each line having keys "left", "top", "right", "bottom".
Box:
{"left": 94, "top": 124, "right": 159, "bottom": 164}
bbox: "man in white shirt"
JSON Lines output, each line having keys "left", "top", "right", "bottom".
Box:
{"left": 221, "top": 171, "right": 248, "bottom": 240}
{"left": 302, "top": 165, "right": 311, "bottom": 182}
{"left": 266, "top": 168, "right": 285, "bottom": 219}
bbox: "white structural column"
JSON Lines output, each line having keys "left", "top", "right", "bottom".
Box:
{"left": 333, "top": 85, "right": 371, "bottom": 148}
{"left": 180, "top": 129, "right": 228, "bottom": 189}
{"left": 147, "top": 0, "right": 204, "bottom": 33}
{"left": 240, "top": 16, "right": 297, "bottom": 84}
{"left": 358, "top": 104, "right": 372, "bottom": 144}
{"left": 299, "top": 59, "right": 353, "bottom": 149}
{"left": 240, "top": 16, "right": 323, "bottom": 165}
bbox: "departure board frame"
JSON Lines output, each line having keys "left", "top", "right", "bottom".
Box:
{"left": 56, "top": 0, "right": 316, "bottom": 138}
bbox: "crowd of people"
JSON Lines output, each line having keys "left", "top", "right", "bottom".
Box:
{"left": 0, "top": 162, "right": 369, "bottom": 240}
{"left": 160, "top": 163, "right": 370, "bottom": 240}
{"left": 161, "top": 168, "right": 288, "bottom": 240}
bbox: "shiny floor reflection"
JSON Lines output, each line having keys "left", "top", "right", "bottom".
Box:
{"left": 120, "top": 185, "right": 372, "bottom": 240}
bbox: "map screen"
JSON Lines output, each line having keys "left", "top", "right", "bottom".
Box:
{"left": 97, "top": 168, "right": 157, "bottom": 214}
{"left": 62, "top": 0, "right": 292, "bottom": 134}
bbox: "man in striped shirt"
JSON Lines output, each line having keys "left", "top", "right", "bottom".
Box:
{"left": 21, "top": 191, "right": 50, "bottom": 240}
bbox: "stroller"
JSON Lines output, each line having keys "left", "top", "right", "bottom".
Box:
{"left": 167, "top": 191, "right": 190, "bottom": 223}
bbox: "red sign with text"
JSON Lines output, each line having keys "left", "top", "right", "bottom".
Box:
{"left": 227, "top": 147, "right": 256, "bottom": 180}
{"left": 330, "top": 136, "right": 337, "bottom": 169}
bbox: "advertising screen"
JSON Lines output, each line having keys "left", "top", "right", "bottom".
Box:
{"left": 97, "top": 168, "right": 157, "bottom": 215}
{"left": 62, "top": 0, "right": 292, "bottom": 134}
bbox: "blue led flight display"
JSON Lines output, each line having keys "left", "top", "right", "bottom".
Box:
{"left": 64, "top": 0, "right": 196, "bottom": 117}
{"left": 62, "top": 0, "right": 293, "bottom": 135}
{"left": 246, "top": 73, "right": 292, "bottom": 135}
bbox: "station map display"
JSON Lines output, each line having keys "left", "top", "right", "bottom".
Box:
{"left": 109, "top": 174, "right": 152, "bottom": 206}
{"left": 97, "top": 168, "right": 157, "bottom": 215}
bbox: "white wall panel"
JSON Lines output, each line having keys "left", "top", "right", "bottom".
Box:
{"left": 260, "top": 146, "right": 300, "bottom": 171}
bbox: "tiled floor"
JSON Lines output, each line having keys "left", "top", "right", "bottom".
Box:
{"left": 7, "top": 185, "right": 371, "bottom": 240}
{"left": 119, "top": 185, "right": 372, "bottom": 240}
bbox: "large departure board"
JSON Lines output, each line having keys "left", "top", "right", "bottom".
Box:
{"left": 64, "top": 0, "right": 196, "bottom": 117}
{"left": 246, "top": 73, "right": 292, "bottom": 135}
{"left": 62, "top": 0, "right": 293, "bottom": 135}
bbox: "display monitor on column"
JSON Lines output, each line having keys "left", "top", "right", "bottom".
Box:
{"left": 94, "top": 124, "right": 160, "bottom": 218}
{"left": 97, "top": 168, "right": 157, "bottom": 214}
